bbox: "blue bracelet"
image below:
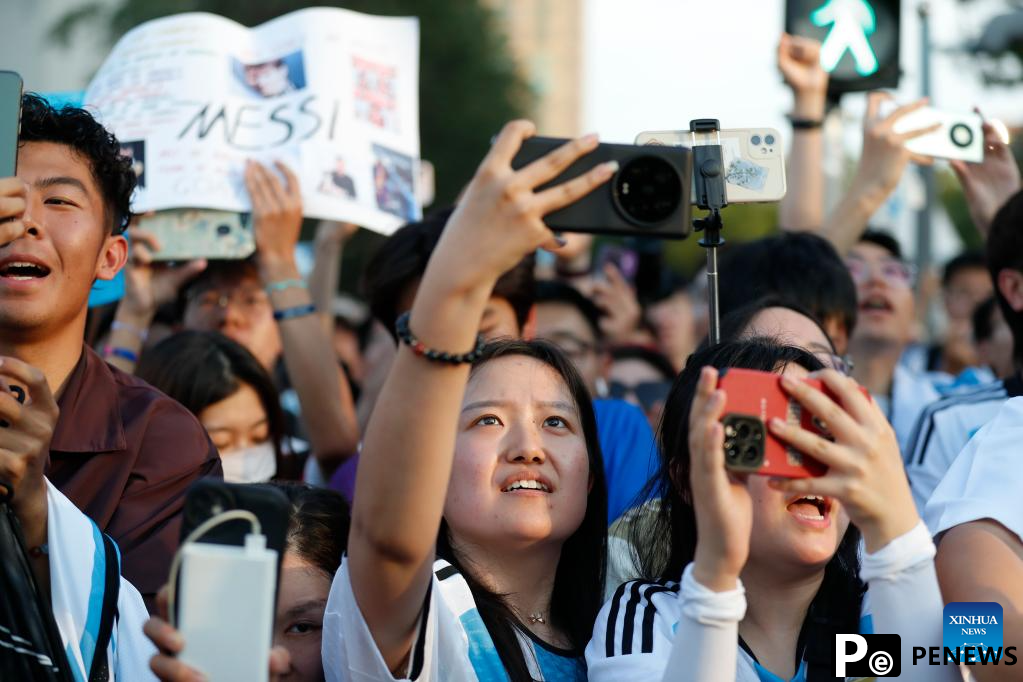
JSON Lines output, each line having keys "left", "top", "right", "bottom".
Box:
{"left": 103, "top": 345, "right": 139, "bottom": 363}
{"left": 265, "top": 278, "right": 306, "bottom": 294}
{"left": 273, "top": 303, "right": 317, "bottom": 321}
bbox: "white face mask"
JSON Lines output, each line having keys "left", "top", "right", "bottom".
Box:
{"left": 220, "top": 441, "right": 277, "bottom": 483}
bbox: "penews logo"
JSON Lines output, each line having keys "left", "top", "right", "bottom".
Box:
{"left": 944, "top": 602, "right": 1003, "bottom": 663}
{"left": 835, "top": 634, "right": 901, "bottom": 677}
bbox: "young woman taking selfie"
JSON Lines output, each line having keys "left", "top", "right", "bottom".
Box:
{"left": 586, "top": 339, "right": 958, "bottom": 682}
{"left": 322, "top": 121, "right": 616, "bottom": 681}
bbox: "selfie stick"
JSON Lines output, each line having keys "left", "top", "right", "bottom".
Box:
{"left": 689, "top": 119, "right": 728, "bottom": 346}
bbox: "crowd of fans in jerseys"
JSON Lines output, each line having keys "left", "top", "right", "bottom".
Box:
{"left": 2, "top": 29, "right": 1022, "bottom": 682}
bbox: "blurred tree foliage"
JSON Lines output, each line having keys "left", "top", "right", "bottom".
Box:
{"left": 51, "top": 0, "right": 534, "bottom": 208}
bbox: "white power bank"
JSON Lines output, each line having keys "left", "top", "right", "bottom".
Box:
{"left": 178, "top": 536, "right": 278, "bottom": 682}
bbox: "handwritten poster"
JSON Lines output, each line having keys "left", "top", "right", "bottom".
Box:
{"left": 84, "top": 8, "right": 420, "bottom": 235}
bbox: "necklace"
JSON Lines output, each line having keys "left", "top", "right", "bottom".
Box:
{"left": 528, "top": 612, "right": 546, "bottom": 625}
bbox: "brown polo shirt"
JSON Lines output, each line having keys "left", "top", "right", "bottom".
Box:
{"left": 46, "top": 345, "right": 222, "bottom": 609}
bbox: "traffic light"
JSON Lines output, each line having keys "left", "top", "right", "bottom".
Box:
{"left": 786, "top": 0, "right": 900, "bottom": 96}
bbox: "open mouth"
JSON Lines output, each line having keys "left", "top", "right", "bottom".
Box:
{"left": 502, "top": 479, "right": 551, "bottom": 493}
{"left": 860, "top": 295, "right": 893, "bottom": 314}
{"left": 0, "top": 261, "right": 51, "bottom": 281}
{"left": 786, "top": 494, "right": 831, "bottom": 523}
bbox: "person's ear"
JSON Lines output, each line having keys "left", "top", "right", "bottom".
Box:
{"left": 95, "top": 233, "right": 128, "bottom": 282}
{"left": 521, "top": 304, "right": 537, "bottom": 340}
{"left": 997, "top": 269, "right": 1023, "bottom": 312}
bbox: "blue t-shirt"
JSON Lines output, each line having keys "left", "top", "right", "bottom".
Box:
{"left": 593, "top": 398, "right": 660, "bottom": 524}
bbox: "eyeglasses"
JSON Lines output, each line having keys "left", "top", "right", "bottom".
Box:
{"left": 543, "top": 333, "right": 599, "bottom": 361}
{"left": 813, "top": 351, "right": 855, "bottom": 376}
{"left": 845, "top": 257, "right": 916, "bottom": 288}
{"left": 608, "top": 380, "right": 673, "bottom": 411}
{"left": 188, "top": 288, "right": 270, "bottom": 314}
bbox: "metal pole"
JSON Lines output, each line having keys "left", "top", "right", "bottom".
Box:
{"left": 916, "top": 3, "right": 936, "bottom": 327}
{"left": 706, "top": 244, "right": 720, "bottom": 346}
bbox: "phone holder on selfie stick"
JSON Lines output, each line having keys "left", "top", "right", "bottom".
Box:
{"left": 689, "top": 118, "right": 728, "bottom": 346}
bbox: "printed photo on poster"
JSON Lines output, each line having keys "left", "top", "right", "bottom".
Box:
{"left": 353, "top": 56, "right": 398, "bottom": 131}
{"left": 318, "top": 155, "right": 358, "bottom": 199}
{"left": 232, "top": 50, "right": 308, "bottom": 99}
{"left": 372, "top": 143, "right": 416, "bottom": 221}
{"left": 119, "top": 140, "right": 146, "bottom": 189}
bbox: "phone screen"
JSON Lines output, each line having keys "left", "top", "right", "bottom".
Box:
{"left": 0, "top": 72, "right": 23, "bottom": 178}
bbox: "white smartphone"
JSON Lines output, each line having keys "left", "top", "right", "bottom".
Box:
{"left": 635, "top": 128, "right": 787, "bottom": 204}
{"left": 886, "top": 104, "right": 984, "bottom": 163}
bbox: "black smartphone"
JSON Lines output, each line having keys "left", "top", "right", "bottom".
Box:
{"left": 0, "top": 72, "right": 23, "bottom": 178}
{"left": 510, "top": 137, "right": 692, "bottom": 239}
{"left": 175, "top": 480, "right": 290, "bottom": 621}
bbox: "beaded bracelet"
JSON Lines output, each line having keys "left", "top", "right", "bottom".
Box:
{"left": 103, "top": 346, "right": 139, "bottom": 363}
{"left": 265, "top": 278, "right": 307, "bottom": 294}
{"left": 395, "top": 311, "right": 486, "bottom": 365}
{"left": 273, "top": 303, "right": 317, "bottom": 321}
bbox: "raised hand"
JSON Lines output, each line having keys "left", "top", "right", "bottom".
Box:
{"left": 0, "top": 358, "right": 59, "bottom": 552}
{"left": 950, "top": 118, "right": 1021, "bottom": 237}
{"left": 0, "top": 177, "right": 28, "bottom": 245}
{"left": 424, "top": 121, "right": 616, "bottom": 296}
{"left": 246, "top": 160, "right": 303, "bottom": 268}
{"left": 121, "top": 224, "right": 207, "bottom": 318}
{"left": 778, "top": 33, "right": 828, "bottom": 118}
{"left": 689, "top": 367, "right": 754, "bottom": 592}
{"left": 591, "top": 262, "right": 642, "bottom": 344}
{"left": 766, "top": 370, "right": 919, "bottom": 552}
{"left": 855, "top": 94, "right": 940, "bottom": 197}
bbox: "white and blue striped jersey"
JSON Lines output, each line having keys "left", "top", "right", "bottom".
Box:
{"left": 586, "top": 578, "right": 872, "bottom": 682}
{"left": 323, "top": 558, "right": 586, "bottom": 682}
{"left": 904, "top": 373, "right": 1023, "bottom": 514}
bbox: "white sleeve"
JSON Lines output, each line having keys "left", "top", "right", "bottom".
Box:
{"left": 907, "top": 418, "right": 958, "bottom": 514}
{"left": 321, "top": 559, "right": 473, "bottom": 682}
{"left": 925, "top": 398, "right": 1023, "bottom": 539}
{"left": 661, "top": 565, "right": 746, "bottom": 682}
{"left": 586, "top": 570, "right": 749, "bottom": 682}
{"left": 860, "top": 521, "right": 960, "bottom": 682}
{"left": 113, "top": 577, "right": 158, "bottom": 681}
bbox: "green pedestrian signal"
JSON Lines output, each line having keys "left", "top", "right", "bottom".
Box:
{"left": 786, "top": 0, "right": 900, "bottom": 95}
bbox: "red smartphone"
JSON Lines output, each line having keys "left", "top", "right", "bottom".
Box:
{"left": 716, "top": 368, "right": 863, "bottom": 478}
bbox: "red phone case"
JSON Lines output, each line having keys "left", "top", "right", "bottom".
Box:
{"left": 717, "top": 367, "right": 839, "bottom": 478}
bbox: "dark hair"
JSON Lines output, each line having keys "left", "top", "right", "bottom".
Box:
{"left": 136, "top": 331, "right": 290, "bottom": 476}
{"left": 637, "top": 338, "right": 863, "bottom": 673}
{"left": 987, "top": 190, "right": 1023, "bottom": 363}
{"left": 364, "top": 208, "right": 535, "bottom": 339}
{"left": 608, "top": 345, "right": 675, "bottom": 380}
{"left": 534, "top": 280, "right": 604, "bottom": 343}
{"left": 972, "top": 296, "right": 999, "bottom": 344}
{"left": 718, "top": 233, "right": 858, "bottom": 340}
{"left": 271, "top": 482, "right": 350, "bottom": 578}
{"left": 858, "top": 229, "right": 903, "bottom": 261}
{"left": 717, "top": 295, "right": 837, "bottom": 354}
{"left": 18, "top": 93, "right": 135, "bottom": 234}
{"left": 180, "top": 258, "right": 261, "bottom": 304}
{"left": 436, "top": 339, "right": 607, "bottom": 680}
{"left": 942, "top": 250, "right": 987, "bottom": 288}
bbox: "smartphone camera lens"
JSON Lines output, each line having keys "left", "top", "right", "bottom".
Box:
{"left": 216, "top": 224, "right": 232, "bottom": 236}
{"left": 736, "top": 422, "right": 751, "bottom": 440}
{"left": 751, "top": 135, "right": 762, "bottom": 146}
{"left": 742, "top": 445, "right": 760, "bottom": 465}
{"left": 949, "top": 123, "right": 974, "bottom": 148}
{"left": 764, "top": 134, "right": 775, "bottom": 146}
{"left": 612, "top": 155, "right": 682, "bottom": 226}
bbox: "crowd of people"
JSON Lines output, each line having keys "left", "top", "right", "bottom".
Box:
{"left": 2, "top": 27, "right": 1022, "bottom": 682}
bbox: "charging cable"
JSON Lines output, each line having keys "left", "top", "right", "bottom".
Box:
{"left": 167, "top": 509, "right": 262, "bottom": 628}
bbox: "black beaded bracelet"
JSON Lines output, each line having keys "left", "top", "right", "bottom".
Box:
{"left": 395, "top": 311, "right": 486, "bottom": 365}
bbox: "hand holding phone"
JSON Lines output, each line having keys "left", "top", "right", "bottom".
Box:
{"left": 688, "top": 366, "right": 754, "bottom": 591}
{"left": 880, "top": 99, "right": 983, "bottom": 163}
{"left": 764, "top": 370, "right": 920, "bottom": 553}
